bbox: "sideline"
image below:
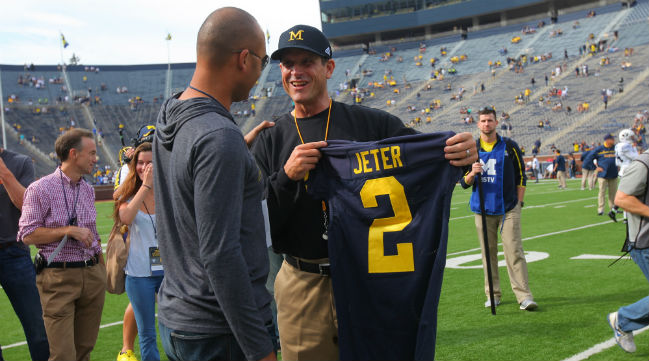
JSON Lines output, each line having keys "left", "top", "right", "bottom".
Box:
{"left": 449, "top": 197, "right": 596, "bottom": 221}
{"left": 447, "top": 220, "right": 613, "bottom": 256}
{"left": 450, "top": 181, "right": 589, "bottom": 206}
{"left": 561, "top": 326, "right": 649, "bottom": 361}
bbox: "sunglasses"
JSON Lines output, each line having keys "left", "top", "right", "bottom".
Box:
{"left": 232, "top": 49, "right": 269, "bottom": 71}
{"left": 479, "top": 106, "right": 495, "bottom": 112}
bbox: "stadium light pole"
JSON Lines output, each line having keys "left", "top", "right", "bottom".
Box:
{"left": 476, "top": 174, "right": 497, "bottom": 315}
{"left": 165, "top": 33, "right": 172, "bottom": 99}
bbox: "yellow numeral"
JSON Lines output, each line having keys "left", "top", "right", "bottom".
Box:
{"left": 360, "top": 176, "right": 414, "bottom": 273}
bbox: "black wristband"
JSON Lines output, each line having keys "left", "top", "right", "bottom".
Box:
{"left": 520, "top": 201, "right": 525, "bottom": 208}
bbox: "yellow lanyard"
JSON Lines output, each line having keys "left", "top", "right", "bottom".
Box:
{"left": 293, "top": 98, "right": 332, "bottom": 144}
{"left": 293, "top": 98, "right": 333, "bottom": 240}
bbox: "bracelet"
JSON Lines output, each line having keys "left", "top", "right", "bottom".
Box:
{"left": 142, "top": 184, "right": 152, "bottom": 190}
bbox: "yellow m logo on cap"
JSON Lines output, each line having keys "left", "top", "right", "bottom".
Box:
{"left": 289, "top": 30, "right": 304, "bottom": 41}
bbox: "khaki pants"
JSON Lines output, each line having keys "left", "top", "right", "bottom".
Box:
{"left": 474, "top": 203, "right": 533, "bottom": 303}
{"left": 36, "top": 264, "right": 106, "bottom": 361}
{"left": 597, "top": 177, "right": 618, "bottom": 213}
{"left": 275, "top": 259, "right": 338, "bottom": 361}
{"left": 581, "top": 169, "right": 596, "bottom": 190}
{"left": 557, "top": 170, "right": 567, "bottom": 189}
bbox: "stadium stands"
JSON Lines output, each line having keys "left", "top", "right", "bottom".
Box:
{"left": 2, "top": 0, "right": 648, "bottom": 178}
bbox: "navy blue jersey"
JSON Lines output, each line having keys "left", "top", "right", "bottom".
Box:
{"left": 584, "top": 144, "right": 618, "bottom": 178}
{"left": 581, "top": 150, "right": 596, "bottom": 170}
{"left": 307, "top": 132, "right": 462, "bottom": 361}
{"left": 555, "top": 155, "right": 566, "bottom": 171}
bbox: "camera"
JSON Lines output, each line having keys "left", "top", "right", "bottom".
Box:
{"left": 34, "top": 252, "right": 46, "bottom": 274}
{"left": 121, "top": 125, "right": 156, "bottom": 165}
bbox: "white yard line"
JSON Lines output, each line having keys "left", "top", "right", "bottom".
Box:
{"left": 522, "top": 221, "right": 613, "bottom": 241}
{"left": 1, "top": 340, "right": 27, "bottom": 349}
{"left": 450, "top": 197, "right": 596, "bottom": 220}
{"left": 451, "top": 187, "right": 591, "bottom": 206}
{"left": 1, "top": 321, "right": 124, "bottom": 350}
{"left": 524, "top": 197, "right": 596, "bottom": 209}
{"left": 2, "top": 316, "right": 158, "bottom": 350}
{"left": 447, "top": 220, "right": 613, "bottom": 256}
{"left": 562, "top": 326, "right": 649, "bottom": 361}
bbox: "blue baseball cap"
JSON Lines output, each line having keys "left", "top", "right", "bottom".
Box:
{"left": 134, "top": 125, "right": 155, "bottom": 146}
{"left": 271, "top": 25, "right": 332, "bottom": 61}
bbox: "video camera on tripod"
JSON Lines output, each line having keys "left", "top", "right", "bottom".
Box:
{"left": 118, "top": 125, "right": 156, "bottom": 166}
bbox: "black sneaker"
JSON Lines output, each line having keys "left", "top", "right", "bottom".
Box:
{"left": 608, "top": 211, "right": 618, "bottom": 222}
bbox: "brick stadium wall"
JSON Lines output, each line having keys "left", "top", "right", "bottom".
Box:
{"left": 94, "top": 185, "right": 114, "bottom": 201}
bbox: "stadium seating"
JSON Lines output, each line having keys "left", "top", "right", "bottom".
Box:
{"left": 2, "top": 0, "right": 649, "bottom": 177}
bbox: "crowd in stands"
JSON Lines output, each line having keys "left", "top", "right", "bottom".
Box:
{"left": 2, "top": 1, "right": 648, "bottom": 181}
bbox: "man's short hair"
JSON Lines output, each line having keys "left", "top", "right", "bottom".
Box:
{"left": 55, "top": 128, "right": 94, "bottom": 162}
{"left": 478, "top": 106, "right": 497, "bottom": 119}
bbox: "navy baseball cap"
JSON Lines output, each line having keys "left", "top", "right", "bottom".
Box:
{"left": 604, "top": 134, "right": 614, "bottom": 141}
{"left": 134, "top": 125, "right": 155, "bottom": 146}
{"left": 271, "top": 25, "right": 332, "bottom": 61}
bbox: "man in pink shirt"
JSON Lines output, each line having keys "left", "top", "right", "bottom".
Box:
{"left": 18, "top": 128, "right": 106, "bottom": 361}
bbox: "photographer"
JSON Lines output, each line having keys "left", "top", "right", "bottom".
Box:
{"left": 607, "top": 148, "right": 649, "bottom": 353}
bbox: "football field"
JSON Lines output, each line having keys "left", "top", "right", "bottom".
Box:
{"left": 1, "top": 178, "right": 647, "bottom": 360}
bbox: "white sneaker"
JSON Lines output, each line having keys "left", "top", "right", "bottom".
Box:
{"left": 484, "top": 298, "right": 501, "bottom": 308}
{"left": 608, "top": 312, "right": 636, "bottom": 352}
{"left": 519, "top": 299, "right": 538, "bottom": 311}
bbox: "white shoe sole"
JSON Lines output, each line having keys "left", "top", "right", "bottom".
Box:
{"left": 520, "top": 301, "right": 538, "bottom": 310}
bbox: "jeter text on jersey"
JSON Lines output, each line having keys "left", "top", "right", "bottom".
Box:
{"left": 353, "top": 146, "right": 404, "bottom": 174}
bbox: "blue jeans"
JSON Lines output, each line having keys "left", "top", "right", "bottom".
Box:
{"left": 125, "top": 275, "right": 163, "bottom": 361}
{"left": 618, "top": 248, "right": 649, "bottom": 332}
{"left": 159, "top": 321, "right": 277, "bottom": 361}
{"left": 0, "top": 245, "right": 49, "bottom": 361}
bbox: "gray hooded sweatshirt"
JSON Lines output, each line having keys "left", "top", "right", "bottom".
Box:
{"left": 153, "top": 93, "right": 273, "bottom": 360}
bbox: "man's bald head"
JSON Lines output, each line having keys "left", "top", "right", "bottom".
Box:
{"left": 197, "top": 7, "right": 264, "bottom": 67}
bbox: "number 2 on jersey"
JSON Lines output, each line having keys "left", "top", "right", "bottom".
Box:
{"left": 360, "top": 176, "right": 414, "bottom": 273}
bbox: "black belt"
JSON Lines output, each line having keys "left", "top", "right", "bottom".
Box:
{"left": 284, "top": 255, "right": 330, "bottom": 276}
{"left": 45, "top": 254, "right": 100, "bottom": 269}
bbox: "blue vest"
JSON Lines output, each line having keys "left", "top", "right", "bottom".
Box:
{"left": 470, "top": 140, "right": 506, "bottom": 215}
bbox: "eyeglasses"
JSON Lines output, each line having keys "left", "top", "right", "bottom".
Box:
{"left": 232, "top": 49, "right": 269, "bottom": 71}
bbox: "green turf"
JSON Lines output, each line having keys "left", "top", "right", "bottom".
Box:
{"left": 0, "top": 201, "right": 169, "bottom": 361}
{"left": 1, "top": 179, "right": 646, "bottom": 360}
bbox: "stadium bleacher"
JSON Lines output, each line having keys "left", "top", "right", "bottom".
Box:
{"left": 2, "top": 0, "right": 648, "bottom": 179}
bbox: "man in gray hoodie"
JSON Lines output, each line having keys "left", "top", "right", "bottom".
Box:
{"left": 153, "top": 7, "right": 275, "bottom": 361}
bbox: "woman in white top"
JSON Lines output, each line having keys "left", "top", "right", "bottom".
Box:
{"left": 113, "top": 142, "right": 162, "bottom": 361}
